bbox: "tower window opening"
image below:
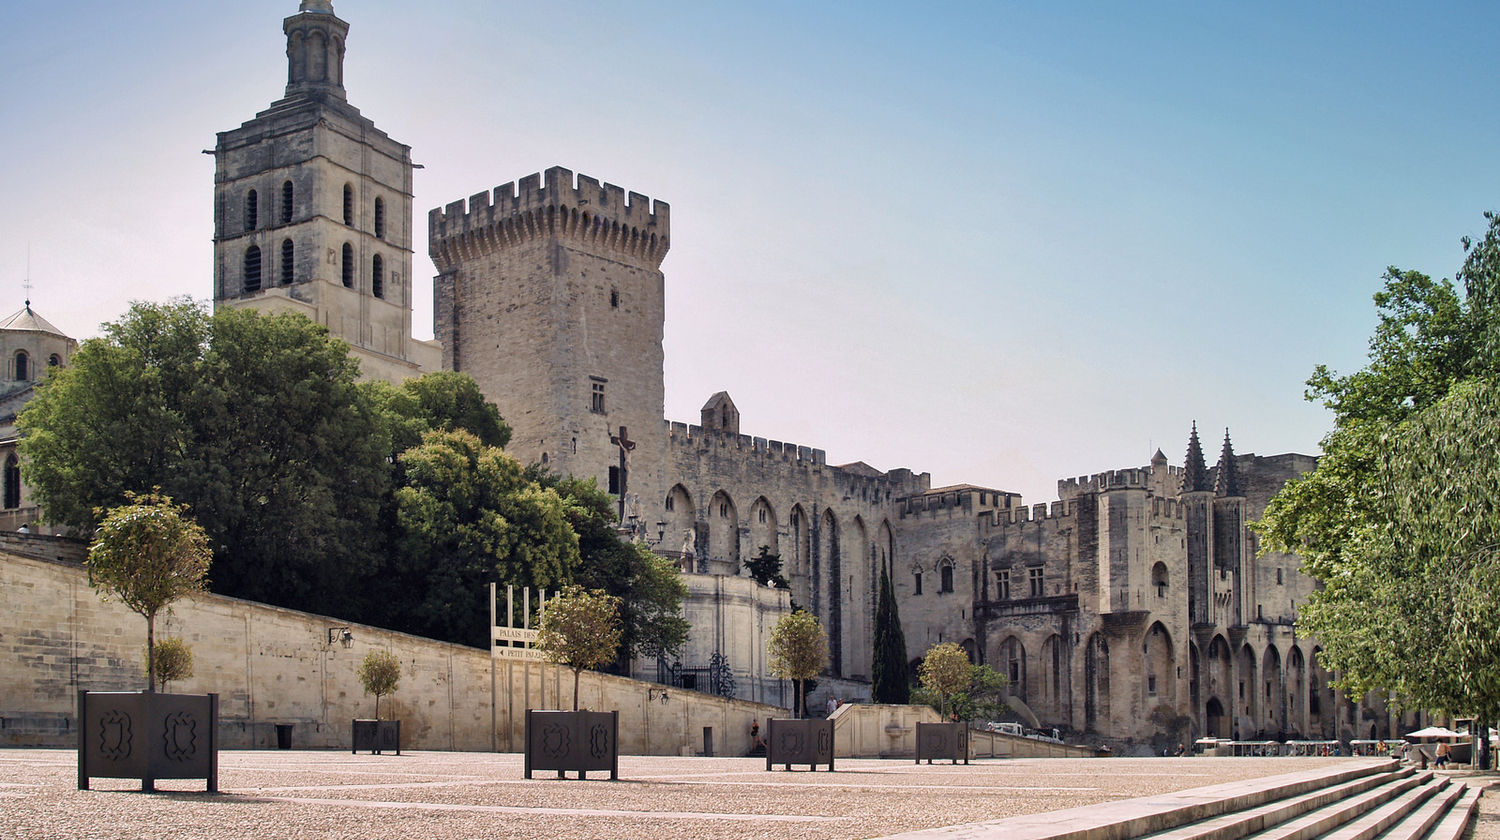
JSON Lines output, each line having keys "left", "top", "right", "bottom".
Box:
{"left": 13, "top": 351, "right": 29, "bottom": 382}
{"left": 47, "top": 354, "right": 60, "bottom": 368}
{"left": 610, "top": 288, "right": 619, "bottom": 308}
{"left": 374, "top": 196, "right": 385, "bottom": 239}
{"left": 341, "top": 243, "right": 353, "bottom": 287}
{"left": 939, "top": 561, "right": 954, "bottom": 593}
{"left": 1029, "top": 566, "right": 1044, "bottom": 597}
{"left": 280, "top": 239, "right": 294, "bottom": 285}
{"left": 280, "top": 180, "right": 294, "bottom": 224}
{"left": 914, "top": 571, "right": 922, "bottom": 595}
{"left": 372, "top": 254, "right": 384, "bottom": 298}
{"left": 243, "top": 245, "right": 262, "bottom": 293}
{"left": 343, "top": 183, "right": 353, "bottom": 226}
{"left": 996, "top": 569, "right": 1010, "bottom": 599}
{"left": 245, "top": 189, "right": 258, "bottom": 231}
{"left": 590, "top": 381, "right": 606, "bottom": 413}
{"left": 608, "top": 466, "right": 621, "bottom": 494}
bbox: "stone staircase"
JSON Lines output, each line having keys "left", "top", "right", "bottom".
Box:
{"left": 878, "top": 760, "right": 1485, "bottom": 840}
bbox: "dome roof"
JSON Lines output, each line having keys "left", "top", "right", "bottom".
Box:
{"left": 0, "top": 304, "right": 69, "bottom": 339}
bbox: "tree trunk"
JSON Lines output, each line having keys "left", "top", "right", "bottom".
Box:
{"left": 146, "top": 612, "right": 156, "bottom": 693}
{"left": 375, "top": 694, "right": 381, "bottom": 721}
{"left": 573, "top": 668, "right": 581, "bottom": 711}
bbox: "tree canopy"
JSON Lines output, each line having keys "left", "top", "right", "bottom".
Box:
{"left": 87, "top": 491, "right": 211, "bottom": 692}
{"left": 917, "top": 642, "right": 971, "bottom": 718}
{"left": 1257, "top": 211, "right": 1500, "bottom": 733}
{"left": 536, "top": 585, "right": 623, "bottom": 709}
{"left": 358, "top": 650, "right": 402, "bottom": 720}
{"left": 768, "top": 609, "right": 827, "bottom": 718}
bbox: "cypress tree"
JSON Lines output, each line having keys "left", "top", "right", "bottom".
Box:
{"left": 871, "top": 564, "right": 910, "bottom": 704}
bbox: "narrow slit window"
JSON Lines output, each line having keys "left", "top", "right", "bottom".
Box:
{"left": 280, "top": 239, "right": 294, "bottom": 284}
{"left": 13, "top": 351, "right": 29, "bottom": 382}
{"left": 343, "top": 183, "right": 354, "bottom": 226}
{"left": 374, "top": 196, "right": 385, "bottom": 239}
{"left": 372, "top": 254, "right": 384, "bottom": 298}
{"left": 341, "top": 242, "right": 353, "bottom": 287}
{"left": 245, "top": 189, "right": 258, "bottom": 231}
{"left": 280, "top": 180, "right": 294, "bottom": 224}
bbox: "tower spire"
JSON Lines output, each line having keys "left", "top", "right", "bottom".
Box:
{"left": 282, "top": 0, "right": 349, "bottom": 102}
{"left": 1214, "top": 428, "right": 1241, "bottom": 497}
{"left": 1181, "top": 422, "right": 1210, "bottom": 493}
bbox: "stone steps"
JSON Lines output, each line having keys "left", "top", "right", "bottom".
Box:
{"left": 873, "top": 761, "right": 1484, "bottom": 840}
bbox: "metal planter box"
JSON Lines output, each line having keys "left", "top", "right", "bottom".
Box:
{"left": 766, "top": 718, "right": 835, "bottom": 771}
{"left": 77, "top": 691, "right": 219, "bottom": 792}
{"left": 915, "top": 722, "right": 969, "bottom": 764}
{"left": 351, "top": 719, "right": 401, "bottom": 754}
{"left": 524, "top": 710, "right": 619, "bottom": 780}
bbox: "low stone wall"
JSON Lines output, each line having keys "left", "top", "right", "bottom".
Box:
{"left": 830, "top": 703, "right": 1097, "bottom": 759}
{"left": 0, "top": 550, "right": 783, "bottom": 754}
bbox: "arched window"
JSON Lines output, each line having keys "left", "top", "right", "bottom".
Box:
{"left": 280, "top": 239, "right": 294, "bottom": 285}
{"left": 1152, "top": 562, "right": 1169, "bottom": 598}
{"left": 341, "top": 242, "right": 353, "bottom": 287}
{"left": 243, "top": 245, "right": 262, "bottom": 293}
{"left": 280, "top": 180, "right": 294, "bottom": 224}
{"left": 244, "top": 189, "right": 258, "bottom": 231}
{"left": 940, "top": 560, "right": 955, "bottom": 593}
{"left": 47, "top": 354, "right": 61, "bottom": 368}
{"left": 342, "top": 183, "right": 354, "bottom": 226}
{"left": 3, "top": 453, "right": 19, "bottom": 509}
{"left": 372, "top": 254, "right": 384, "bottom": 299}
{"left": 374, "top": 196, "right": 385, "bottom": 239}
{"left": 13, "top": 351, "right": 28, "bottom": 382}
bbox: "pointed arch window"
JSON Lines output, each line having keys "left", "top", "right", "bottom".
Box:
{"left": 3, "top": 453, "right": 19, "bottom": 509}
{"left": 280, "top": 180, "right": 294, "bottom": 224}
{"left": 280, "top": 239, "right": 294, "bottom": 285}
{"left": 374, "top": 196, "right": 386, "bottom": 239}
{"left": 341, "top": 242, "right": 353, "bottom": 288}
{"left": 243, "top": 245, "right": 262, "bottom": 293}
{"left": 13, "top": 351, "right": 28, "bottom": 382}
{"left": 939, "top": 559, "right": 955, "bottom": 593}
{"left": 343, "top": 183, "right": 354, "bottom": 226}
{"left": 372, "top": 253, "right": 384, "bottom": 299}
{"left": 244, "top": 189, "right": 258, "bottom": 231}
{"left": 47, "top": 354, "right": 61, "bottom": 368}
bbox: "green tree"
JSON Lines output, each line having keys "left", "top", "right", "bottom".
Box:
{"left": 149, "top": 637, "right": 194, "bottom": 693}
{"left": 393, "top": 430, "right": 579, "bottom": 646}
{"left": 358, "top": 650, "right": 402, "bottom": 720}
{"left": 535, "top": 585, "right": 623, "bottom": 710}
{"left": 365, "top": 370, "right": 512, "bottom": 458}
{"left": 918, "top": 642, "right": 971, "bottom": 718}
{"left": 20, "top": 301, "right": 390, "bottom": 615}
{"left": 1257, "top": 212, "right": 1500, "bottom": 764}
{"left": 87, "top": 492, "right": 211, "bottom": 692}
{"left": 767, "top": 609, "right": 827, "bottom": 718}
{"left": 743, "top": 546, "right": 789, "bottom": 589}
{"left": 871, "top": 565, "right": 910, "bottom": 704}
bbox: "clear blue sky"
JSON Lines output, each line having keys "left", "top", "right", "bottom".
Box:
{"left": 3, "top": 1, "right": 1497, "bottom": 504}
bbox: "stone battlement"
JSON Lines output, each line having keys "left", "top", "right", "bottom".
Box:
{"left": 667, "top": 420, "right": 825, "bottom": 467}
{"left": 1057, "top": 467, "right": 1155, "bottom": 497}
{"left": 429, "top": 166, "right": 669, "bottom": 270}
{"left": 981, "top": 498, "right": 1076, "bottom": 526}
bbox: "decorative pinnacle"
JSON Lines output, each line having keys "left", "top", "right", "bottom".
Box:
{"left": 1214, "top": 428, "right": 1241, "bottom": 497}
{"left": 299, "top": 0, "right": 334, "bottom": 12}
{"left": 1181, "top": 422, "right": 1210, "bottom": 493}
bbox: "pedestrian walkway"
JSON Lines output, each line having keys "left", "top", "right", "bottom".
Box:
{"left": 1, "top": 749, "right": 1486, "bottom": 840}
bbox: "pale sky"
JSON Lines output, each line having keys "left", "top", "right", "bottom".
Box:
{"left": 3, "top": 1, "right": 1497, "bottom": 504}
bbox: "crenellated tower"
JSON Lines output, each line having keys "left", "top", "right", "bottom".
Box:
{"left": 212, "top": 1, "right": 437, "bottom": 383}
{"left": 429, "top": 167, "right": 670, "bottom": 520}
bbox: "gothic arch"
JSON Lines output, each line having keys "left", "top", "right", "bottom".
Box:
{"left": 1085, "top": 632, "right": 1110, "bottom": 733}
{"left": 876, "top": 520, "right": 895, "bottom": 577}
{"left": 996, "top": 635, "right": 1027, "bottom": 704}
{"left": 1151, "top": 561, "right": 1169, "bottom": 600}
{"left": 1040, "top": 634, "right": 1066, "bottom": 719}
{"left": 847, "top": 515, "right": 870, "bottom": 679}
{"left": 664, "top": 484, "right": 695, "bottom": 568}
{"left": 1262, "top": 645, "right": 1285, "bottom": 735}
{"left": 1288, "top": 645, "right": 1308, "bottom": 737}
{"left": 1143, "top": 622, "right": 1175, "bottom": 704}
{"left": 937, "top": 556, "right": 956, "bottom": 594}
{"left": 1206, "top": 635, "right": 1232, "bottom": 737}
{"left": 789, "top": 504, "right": 810, "bottom": 605}
{"left": 748, "top": 496, "right": 777, "bottom": 559}
{"left": 1236, "top": 643, "right": 1259, "bottom": 737}
{"left": 708, "top": 490, "right": 739, "bottom": 568}
{"left": 817, "top": 509, "right": 842, "bottom": 675}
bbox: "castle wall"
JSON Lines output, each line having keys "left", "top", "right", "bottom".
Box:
{"left": 0, "top": 548, "right": 783, "bottom": 755}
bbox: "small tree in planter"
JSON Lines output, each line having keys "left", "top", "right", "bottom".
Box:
{"left": 87, "top": 492, "right": 211, "bottom": 692}
{"left": 917, "top": 642, "right": 971, "bottom": 719}
{"left": 536, "top": 585, "right": 622, "bottom": 710}
{"left": 148, "top": 637, "right": 194, "bottom": 693}
{"left": 767, "top": 609, "right": 827, "bottom": 719}
{"left": 358, "top": 650, "right": 402, "bottom": 720}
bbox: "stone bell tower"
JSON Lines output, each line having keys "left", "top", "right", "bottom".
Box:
{"left": 211, "top": 1, "right": 438, "bottom": 382}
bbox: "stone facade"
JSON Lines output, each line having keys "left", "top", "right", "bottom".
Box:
{"left": 0, "top": 304, "right": 75, "bottom": 533}
{"left": 193, "top": 1, "right": 1424, "bottom": 748}
{"left": 211, "top": 0, "right": 439, "bottom": 383}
